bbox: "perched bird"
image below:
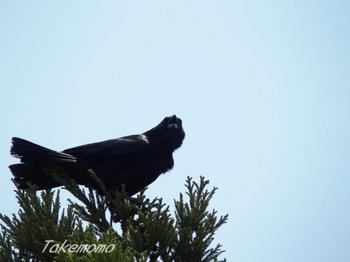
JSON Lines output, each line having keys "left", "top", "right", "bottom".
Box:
{"left": 9, "top": 115, "right": 185, "bottom": 196}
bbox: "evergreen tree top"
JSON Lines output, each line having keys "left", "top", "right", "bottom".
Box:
{"left": 1, "top": 171, "right": 228, "bottom": 262}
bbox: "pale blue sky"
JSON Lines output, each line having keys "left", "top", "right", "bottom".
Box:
{"left": 1, "top": 1, "right": 350, "bottom": 261}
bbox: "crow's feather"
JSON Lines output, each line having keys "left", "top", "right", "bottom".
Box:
{"left": 9, "top": 115, "right": 185, "bottom": 196}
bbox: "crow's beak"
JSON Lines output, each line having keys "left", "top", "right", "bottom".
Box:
{"left": 167, "top": 115, "right": 179, "bottom": 129}
{"left": 167, "top": 123, "right": 179, "bottom": 129}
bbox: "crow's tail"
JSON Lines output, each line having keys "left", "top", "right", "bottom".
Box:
{"left": 10, "top": 137, "right": 76, "bottom": 163}
{"left": 9, "top": 137, "right": 77, "bottom": 190}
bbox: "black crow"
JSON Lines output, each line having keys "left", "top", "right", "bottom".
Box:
{"left": 9, "top": 115, "right": 185, "bottom": 196}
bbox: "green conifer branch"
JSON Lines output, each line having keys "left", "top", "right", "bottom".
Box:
{"left": 1, "top": 173, "right": 228, "bottom": 261}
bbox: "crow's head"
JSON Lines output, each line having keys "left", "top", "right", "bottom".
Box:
{"left": 144, "top": 115, "right": 185, "bottom": 152}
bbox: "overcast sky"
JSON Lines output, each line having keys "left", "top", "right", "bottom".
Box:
{"left": 1, "top": 1, "right": 350, "bottom": 261}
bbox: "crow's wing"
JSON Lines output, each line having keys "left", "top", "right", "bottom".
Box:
{"left": 62, "top": 135, "right": 150, "bottom": 160}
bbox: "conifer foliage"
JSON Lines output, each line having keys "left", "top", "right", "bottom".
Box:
{"left": 0, "top": 171, "right": 228, "bottom": 262}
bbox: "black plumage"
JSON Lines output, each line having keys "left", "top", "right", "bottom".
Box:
{"left": 9, "top": 115, "right": 185, "bottom": 196}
